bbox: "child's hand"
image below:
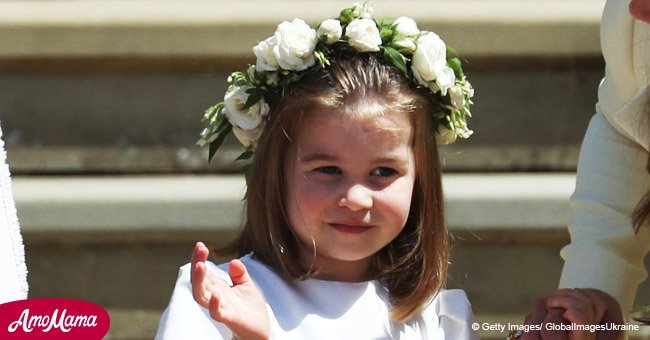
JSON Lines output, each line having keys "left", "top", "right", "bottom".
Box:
{"left": 522, "top": 298, "right": 567, "bottom": 340}
{"left": 190, "top": 242, "right": 270, "bottom": 340}
{"left": 545, "top": 288, "right": 623, "bottom": 340}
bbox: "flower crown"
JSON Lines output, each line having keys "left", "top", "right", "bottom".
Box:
{"left": 198, "top": 2, "right": 474, "bottom": 162}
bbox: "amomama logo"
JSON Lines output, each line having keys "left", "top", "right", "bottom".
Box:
{"left": 0, "top": 298, "right": 110, "bottom": 339}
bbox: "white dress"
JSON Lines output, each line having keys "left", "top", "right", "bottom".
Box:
{"left": 0, "top": 125, "right": 28, "bottom": 304}
{"left": 155, "top": 254, "right": 478, "bottom": 339}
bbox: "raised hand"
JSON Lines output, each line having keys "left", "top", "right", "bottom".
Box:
{"left": 190, "top": 242, "right": 270, "bottom": 340}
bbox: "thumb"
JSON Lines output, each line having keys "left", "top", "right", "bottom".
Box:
{"left": 229, "top": 259, "right": 254, "bottom": 287}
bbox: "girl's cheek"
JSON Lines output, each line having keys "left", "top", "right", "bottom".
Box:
{"left": 378, "top": 181, "right": 414, "bottom": 211}
{"left": 297, "top": 177, "right": 334, "bottom": 203}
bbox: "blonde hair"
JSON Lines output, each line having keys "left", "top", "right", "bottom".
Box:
{"left": 227, "top": 50, "right": 449, "bottom": 322}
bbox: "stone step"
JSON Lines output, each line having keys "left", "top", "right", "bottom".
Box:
{"left": 1, "top": 68, "right": 599, "bottom": 173}
{"left": 13, "top": 174, "right": 650, "bottom": 317}
{"left": 0, "top": 1, "right": 604, "bottom": 60}
{"left": 0, "top": 0, "right": 605, "bottom": 173}
{"left": 14, "top": 174, "right": 575, "bottom": 237}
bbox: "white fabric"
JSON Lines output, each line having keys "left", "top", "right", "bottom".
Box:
{"left": 156, "top": 254, "right": 478, "bottom": 340}
{"left": 0, "top": 123, "right": 28, "bottom": 303}
{"left": 559, "top": 113, "right": 650, "bottom": 315}
{"left": 559, "top": 0, "right": 650, "bottom": 315}
{"left": 597, "top": 0, "right": 650, "bottom": 151}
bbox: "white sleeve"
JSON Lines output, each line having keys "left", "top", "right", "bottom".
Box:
{"left": 0, "top": 125, "right": 28, "bottom": 304}
{"left": 425, "top": 289, "right": 479, "bottom": 340}
{"left": 155, "top": 263, "right": 233, "bottom": 340}
{"left": 559, "top": 112, "right": 650, "bottom": 314}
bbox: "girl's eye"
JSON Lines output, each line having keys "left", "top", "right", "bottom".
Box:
{"left": 315, "top": 166, "right": 341, "bottom": 175}
{"left": 371, "top": 167, "right": 397, "bottom": 177}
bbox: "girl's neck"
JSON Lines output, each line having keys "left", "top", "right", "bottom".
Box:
{"left": 299, "top": 250, "right": 375, "bottom": 282}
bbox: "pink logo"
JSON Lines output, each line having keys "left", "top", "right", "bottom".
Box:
{"left": 0, "top": 298, "right": 110, "bottom": 339}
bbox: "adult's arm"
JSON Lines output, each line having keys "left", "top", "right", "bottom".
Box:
{"left": 559, "top": 112, "right": 650, "bottom": 315}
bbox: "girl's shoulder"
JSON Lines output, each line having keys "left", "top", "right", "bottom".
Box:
{"left": 418, "top": 289, "right": 478, "bottom": 340}
{"left": 425, "top": 289, "right": 474, "bottom": 316}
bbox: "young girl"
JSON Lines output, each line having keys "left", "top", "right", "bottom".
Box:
{"left": 156, "top": 3, "right": 477, "bottom": 339}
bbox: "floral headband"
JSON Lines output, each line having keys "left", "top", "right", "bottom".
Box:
{"left": 198, "top": 2, "right": 474, "bottom": 162}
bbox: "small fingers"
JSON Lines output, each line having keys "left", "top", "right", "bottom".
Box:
{"left": 547, "top": 289, "right": 598, "bottom": 325}
{"left": 575, "top": 289, "right": 606, "bottom": 322}
{"left": 630, "top": 0, "right": 650, "bottom": 23}
{"left": 191, "top": 242, "right": 209, "bottom": 270}
{"left": 193, "top": 265, "right": 235, "bottom": 310}
{"left": 191, "top": 242, "right": 210, "bottom": 287}
{"left": 192, "top": 261, "right": 211, "bottom": 307}
{"left": 578, "top": 289, "right": 623, "bottom": 325}
{"left": 522, "top": 299, "right": 547, "bottom": 340}
{"left": 208, "top": 291, "right": 224, "bottom": 322}
{"left": 229, "top": 259, "right": 253, "bottom": 287}
{"left": 541, "top": 308, "right": 569, "bottom": 340}
{"left": 578, "top": 289, "right": 624, "bottom": 340}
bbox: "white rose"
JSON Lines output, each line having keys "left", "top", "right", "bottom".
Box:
{"left": 223, "top": 85, "right": 270, "bottom": 130}
{"left": 393, "top": 37, "right": 416, "bottom": 54}
{"left": 392, "top": 16, "right": 419, "bottom": 53}
{"left": 448, "top": 86, "right": 465, "bottom": 110}
{"left": 353, "top": 2, "right": 373, "bottom": 19}
{"left": 345, "top": 18, "right": 382, "bottom": 52}
{"left": 272, "top": 18, "right": 318, "bottom": 71}
{"left": 432, "top": 66, "right": 456, "bottom": 96}
{"left": 436, "top": 126, "right": 457, "bottom": 145}
{"left": 317, "top": 19, "right": 342, "bottom": 44}
{"left": 253, "top": 37, "right": 279, "bottom": 71}
{"left": 463, "top": 80, "right": 475, "bottom": 98}
{"left": 232, "top": 123, "right": 265, "bottom": 147}
{"left": 411, "top": 32, "right": 448, "bottom": 91}
{"left": 394, "top": 17, "right": 419, "bottom": 36}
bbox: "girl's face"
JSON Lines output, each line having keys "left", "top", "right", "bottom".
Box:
{"left": 284, "top": 107, "right": 416, "bottom": 282}
{"left": 630, "top": 0, "right": 650, "bottom": 23}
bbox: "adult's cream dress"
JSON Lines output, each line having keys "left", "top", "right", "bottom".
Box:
{"left": 558, "top": 0, "right": 650, "bottom": 315}
{"left": 155, "top": 254, "right": 478, "bottom": 340}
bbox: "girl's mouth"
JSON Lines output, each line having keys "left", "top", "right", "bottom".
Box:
{"left": 328, "top": 223, "right": 373, "bottom": 234}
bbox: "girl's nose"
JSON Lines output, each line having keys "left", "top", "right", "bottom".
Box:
{"left": 338, "top": 184, "right": 373, "bottom": 211}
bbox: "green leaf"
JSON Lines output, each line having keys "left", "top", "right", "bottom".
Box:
{"left": 446, "top": 45, "right": 459, "bottom": 58}
{"left": 236, "top": 149, "right": 254, "bottom": 161}
{"left": 633, "top": 305, "right": 650, "bottom": 313}
{"left": 383, "top": 46, "right": 408, "bottom": 75}
{"left": 380, "top": 27, "right": 394, "bottom": 44}
{"left": 207, "top": 123, "right": 233, "bottom": 162}
{"left": 280, "top": 72, "right": 301, "bottom": 88}
{"left": 214, "top": 114, "right": 231, "bottom": 134}
{"left": 339, "top": 8, "right": 355, "bottom": 25}
{"left": 376, "top": 18, "right": 395, "bottom": 29}
{"left": 447, "top": 58, "right": 464, "bottom": 78}
{"left": 229, "top": 71, "right": 247, "bottom": 85}
{"left": 241, "top": 163, "right": 253, "bottom": 192}
{"left": 243, "top": 88, "right": 263, "bottom": 109}
{"left": 314, "top": 50, "right": 330, "bottom": 68}
{"left": 203, "top": 102, "right": 224, "bottom": 123}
